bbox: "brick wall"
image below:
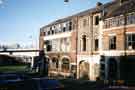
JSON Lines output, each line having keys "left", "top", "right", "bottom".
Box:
{"left": 103, "top": 26, "right": 135, "bottom": 50}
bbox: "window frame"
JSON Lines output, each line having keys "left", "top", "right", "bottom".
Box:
{"left": 95, "top": 16, "right": 99, "bottom": 25}
{"left": 95, "top": 39, "right": 99, "bottom": 51}
{"left": 126, "top": 33, "right": 135, "bottom": 50}
{"left": 109, "top": 35, "right": 116, "bottom": 50}
{"left": 82, "top": 35, "right": 87, "bottom": 51}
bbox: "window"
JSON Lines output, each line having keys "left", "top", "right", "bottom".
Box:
{"left": 108, "top": 19, "right": 111, "bottom": 28}
{"left": 62, "top": 58, "right": 70, "bottom": 72}
{"left": 127, "top": 14, "right": 135, "bottom": 25}
{"left": 119, "top": 16, "right": 124, "bottom": 25}
{"left": 109, "top": 19, "right": 112, "bottom": 28}
{"left": 47, "top": 31, "right": 50, "bottom": 35}
{"left": 69, "top": 21, "right": 72, "bottom": 31}
{"left": 50, "top": 27, "right": 52, "bottom": 30}
{"left": 104, "top": 16, "right": 125, "bottom": 29}
{"left": 95, "top": 39, "right": 99, "bottom": 51}
{"left": 51, "top": 30, "right": 54, "bottom": 34}
{"left": 109, "top": 36, "right": 116, "bottom": 50}
{"left": 83, "top": 19, "right": 87, "bottom": 27}
{"left": 104, "top": 14, "right": 135, "bottom": 29}
{"left": 46, "top": 40, "right": 52, "bottom": 51}
{"left": 61, "top": 38, "right": 70, "bottom": 52}
{"left": 63, "top": 27, "right": 66, "bottom": 32}
{"left": 47, "top": 45, "right": 52, "bottom": 51}
{"left": 82, "top": 35, "right": 87, "bottom": 51}
{"left": 126, "top": 33, "right": 135, "bottom": 49}
{"left": 112, "top": 18, "right": 115, "bottom": 27}
{"left": 103, "top": 21, "right": 107, "bottom": 29}
{"left": 95, "top": 16, "right": 99, "bottom": 25}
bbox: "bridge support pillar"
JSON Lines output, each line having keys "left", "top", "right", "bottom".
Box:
{"left": 9, "top": 52, "right": 13, "bottom": 55}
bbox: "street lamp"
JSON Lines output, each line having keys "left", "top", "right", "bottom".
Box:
{"left": 64, "top": 0, "right": 69, "bottom": 3}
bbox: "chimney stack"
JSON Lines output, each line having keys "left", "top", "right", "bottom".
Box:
{"left": 96, "top": 2, "right": 103, "bottom": 8}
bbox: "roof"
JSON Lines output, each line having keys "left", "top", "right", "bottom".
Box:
{"left": 41, "top": 15, "right": 74, "bottom": 29}
{"left": 41, "top": 0, "right": 135, "bottom": 30}
{"left": 105, "top": 0, "right": 135, "bottom": 18}
{"left": 41, "top": 2, "right": 107, "bottom": 30}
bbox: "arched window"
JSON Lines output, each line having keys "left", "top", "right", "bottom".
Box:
{"left": 62, "top": 58, "right": 70, "bottom": 72}
{"left": 82, "top": 35, "right": 87, "bottom": 51}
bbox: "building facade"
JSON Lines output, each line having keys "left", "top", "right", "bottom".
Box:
{"left": 40, "top": 16, "right": 78, "bottom": 78}
{"left": 39, "top": 0, "right": 135, "bottom": 81}
{"left": 101, "top": 0, "right": 135, "bottom": 80}
{"left": 76, "top": 5, "right": 103, "bottom": 80}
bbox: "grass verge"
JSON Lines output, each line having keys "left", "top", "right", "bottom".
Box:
{"left": 0, "top": 64, "right": 28, "bottom": 73}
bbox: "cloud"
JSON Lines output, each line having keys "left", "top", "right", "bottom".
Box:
{"left": 0, "top": 0, "right": 3, "bottom": 5}
{"left": 0, "top": 0, "right": 3, "bottom": 4}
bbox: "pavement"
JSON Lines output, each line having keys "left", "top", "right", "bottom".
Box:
{"left": 58, "top": 79, "right": 135, "bottom": 90}
{"left": 1, "top": 73, "right": 135, "bottom": 90}
{"left": 59, "top": 79, "right": 97, "bottom": 90}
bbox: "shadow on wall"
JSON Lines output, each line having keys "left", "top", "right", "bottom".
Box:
{"left": 120, "top": 55, "right": 135, "bottom": 81}
{"left": 100, "top": 55, "right": 135, "bottom": 81}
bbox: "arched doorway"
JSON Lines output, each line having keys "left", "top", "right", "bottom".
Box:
{"left": 108, "top": 58, "right": 118, "bottom": 80}
{"left": 79, "top": 61, "right": 89, "bottom": 80}
{"left": 61, "top": 58, "right": 70, "bottom": 72}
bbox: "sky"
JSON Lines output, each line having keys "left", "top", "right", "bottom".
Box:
{"left": 0, "top": 0, "right": 111, "bottom": 48}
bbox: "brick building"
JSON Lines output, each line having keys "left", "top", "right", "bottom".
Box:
{"left": 40, "top": 16, "right": 78, "bottom": 78}
{"left": 101, "top": 0, "right": 135, "bottom": 80}
{"left": 76, "top": 4, "right": 103, "bottom": 80}
{"left": 39, "top": 0, "right": 135, "bottom": 81}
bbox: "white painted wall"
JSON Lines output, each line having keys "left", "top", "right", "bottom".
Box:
{"left": 77, "top": 55, "right": 101, "bottom": 81}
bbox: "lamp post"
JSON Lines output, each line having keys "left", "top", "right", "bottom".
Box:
{"left": 64, "top": 0, "right": 69, "bottom": 3}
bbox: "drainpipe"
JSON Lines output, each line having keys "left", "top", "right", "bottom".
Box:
{"left": 76, "top": 16, "right": 78, "bottom": 79}
{"left": 91, "top": 13, "right": 94, "bottom": 80}
{"left": 122, "top": 11, "right": 127, "bottom": 80}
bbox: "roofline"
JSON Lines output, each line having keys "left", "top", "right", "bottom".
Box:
{"left": 40, "top": 0, "right": 114, "bottom": 30}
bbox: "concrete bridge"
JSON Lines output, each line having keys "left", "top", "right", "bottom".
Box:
{"left": 0, "top": 49, "right": 41, "bottom": 66}
{"left": 0, "top": 49, "right": 40, "bottom": 55}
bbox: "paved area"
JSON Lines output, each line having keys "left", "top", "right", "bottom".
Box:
{"left": 59, "top": 79, "right": 97, "bottom": 90}
{"left": 59, "top": 79, "right": 135, "bottom": 90}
